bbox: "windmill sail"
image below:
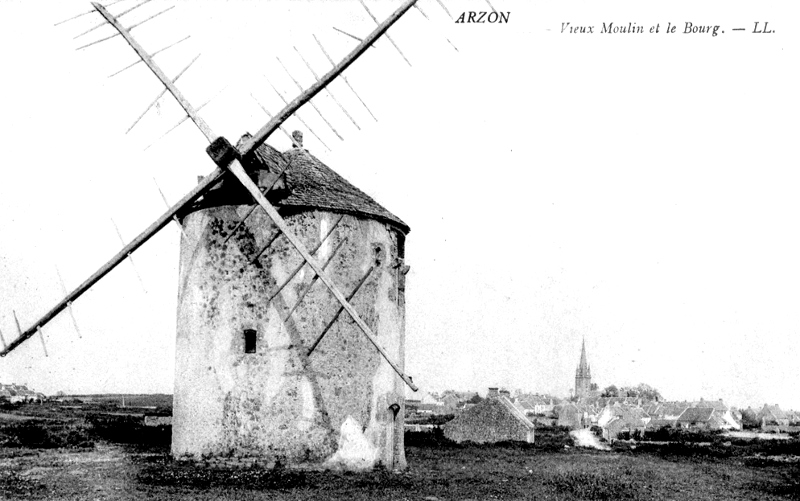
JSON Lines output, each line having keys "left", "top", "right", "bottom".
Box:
{"left": 5, "top": 0, "right": 421, "bottom": 393}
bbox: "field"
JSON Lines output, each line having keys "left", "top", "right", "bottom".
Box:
{"left": 0, "top": 403, "right": 798, "bottom": 500}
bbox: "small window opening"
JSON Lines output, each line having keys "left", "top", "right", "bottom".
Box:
{"left": 244, "top": 329, "right": 257, "bottom": 354}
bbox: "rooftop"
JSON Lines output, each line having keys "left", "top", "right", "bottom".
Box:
{"left": 188, "top": 134, "right": 410, "bottom": 234}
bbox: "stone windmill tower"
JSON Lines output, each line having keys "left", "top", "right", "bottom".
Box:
{"left": 0, "top": 0, "right": 442, "bottom": 470}
{"left": 174, "top": 136, "right": 411, "bottom": 468}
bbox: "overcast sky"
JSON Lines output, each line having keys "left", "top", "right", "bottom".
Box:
{"left": 0, "top": 0, "right": 798, "bottom": 410}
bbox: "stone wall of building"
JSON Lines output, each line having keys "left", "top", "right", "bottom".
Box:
{"left": 172, "top": 206, "right": 407, "bottom": 470}
{"left": 442, "top": 397, "right": 535, "bottom": 444}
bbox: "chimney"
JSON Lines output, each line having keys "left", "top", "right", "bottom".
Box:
{"left": 499, "top": 389, "right": 511, "bottom": 398}
{"left": 292, "top": 130, "right": 303, "bottom": 148}
{"left": 487, "top": 387, "right": 499, "bottom": 398}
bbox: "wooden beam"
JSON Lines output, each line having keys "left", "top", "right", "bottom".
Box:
{"left": 307, "top": 265, "right": 375, "bottom": 355}
{"left": 433, "top": 0, "right": 452, "bottom": 19}
{"left": 262, "top": 216, "right": 343, "bottom": 299}
{"left": 221, "top": 156, "right": 418, "bottom": 391}
{"left": 89, "top": 0, "right": 418, "bottom": 390}
{"left": 152, "top": 178, "right": 190, "bottom": 240}
{"left": 54, "top": 0, "right": 127, "bottom": 27}
{"left": 266, "top": 78, "right": 331, "bottom": 151}
{"left": 37, "top": 327, "right": 48, "bottom": 358}
{"left": 109, "top": 35, "right": 191, "bottom": 78}
{"left": 111, "top": 218, "right": 147, "bottom": 293}
{"left": 56, "top": 266, "right": 83, "bottom": 338}
{"left": 92, "top": 2, "right": 215, "bottom": 142}
{"left": 238, "top": 0, "right": 418, "bottom": 157}
{"left": 74, "top": 0, "right": 153, "bottom": 39}
{"left": 293, "top": 46, "right": 360, "bottom": 130}
{"left": 283, "top": 236, "right": 348, "bottom": 321}
{"left": 276, "top": 56, "right": 344, "bottom": 141}
{"left": 222, "top": 157, "right": 294, "bottom": 245}
{"left": 358, "top": 0, "right": 412, "bottom": 67}
{"left": 313, "top": 34, "right": 378, "bottom": 122}
{"left": 0, "top": 168, "right": 226, "bottom": 357}
{"left": 127, "top": 54, "right": 200, "bottom": 133}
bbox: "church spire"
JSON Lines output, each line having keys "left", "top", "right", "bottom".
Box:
{"left": 578, "top": 337, "right": 590, "bottom": 376}
{"left": 575, "top": 337, "right": 592, "bottom": 399}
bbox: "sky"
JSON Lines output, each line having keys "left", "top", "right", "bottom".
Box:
{"left": 0, "top": 0, "right": 798, "bottom": 411}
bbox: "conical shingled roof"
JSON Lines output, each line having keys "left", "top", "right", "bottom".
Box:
{"left": 255, "top": 144, "right": 410, "bottom": 234}
{"left": 190, "top": 136, "right": 409, "bottom": 235}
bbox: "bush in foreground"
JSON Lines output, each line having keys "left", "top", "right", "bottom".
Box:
{"left": 0, "top": 421, "right": 94, "bottom": 449}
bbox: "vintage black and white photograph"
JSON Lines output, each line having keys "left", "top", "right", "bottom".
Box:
{"left": 0, "top": 0, "right": 798, "bottom": 499}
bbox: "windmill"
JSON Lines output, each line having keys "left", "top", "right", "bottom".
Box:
{"left": 1, "top": 0, "right": 456, "bottom": 470}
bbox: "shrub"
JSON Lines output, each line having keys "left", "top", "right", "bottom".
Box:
{"left": 0, "top": 421, "right": 94, "bottom": 449}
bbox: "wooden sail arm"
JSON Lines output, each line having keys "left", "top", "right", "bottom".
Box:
{"left": 91, "top": 2, "right": 216, "bottom": 143}
{"left": 0, "top": 169, "right": 227, "bottom": 357}
{"left": 214, "top": 150, "right": 419, "bottom": 392}
{"left": 80, "top": 0, "right": 419, "bottom": 390}
{"left": 237, "top": 0, "right": 417, "bottom": 157}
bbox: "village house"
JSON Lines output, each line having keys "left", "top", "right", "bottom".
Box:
{"left": 555, "top": 402, "right": 598, "bottom": 429}
{"left": 0, "top": 383, "right": 44, "bottom": 403}
{"left": 757, "top": 404, "right": 790, "bottom": 427}
{"left": 598, "top": 405, "right": 650, "bottom": 440}
{"left": 442, "top": 389, "right": 535, "bottom": 444}
{"left": 675, "top": 407, "right": 726, "bottom": 430}
{"left": 692, "top": 399, "right": 741, "bottom": 430}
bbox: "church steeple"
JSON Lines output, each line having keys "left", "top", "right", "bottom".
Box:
{"left": 577, "top": 338, "right": 590, "bottom": 378}
{"left": 574, "top": 337, "right": 592, "bottom": 399}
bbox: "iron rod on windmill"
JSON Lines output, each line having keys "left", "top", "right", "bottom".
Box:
{"left": 249, "top": 94, "right": 297, "bottom": 145}
{"left": 37, "top": 327, "right": 48, "bottom": 357}
{"left": 55, "top": 266, "right": 83, "bottom": 338}
{"left": 413, "top": 3, "right": 458, "bottom": 51}
{"left": 12, "top": 310, "right": 47, "bottom": 356}
{"left": 53, "top": 0, "right": 128, "bottom": 26}
{"left": 258, "top": 216, "right": 343, "bottom": 297}
{"left": 276, "top": 56, "right": 345, "bottom": 141}
{"left": 127, "top": 54, "right": 201, "bottom": 133}
{"left": 358, "top": 0, "right": 412, "bottom": 67}
{"left": 152, "top": 178, "right": 190, "bottom": 240}
{"left": 433, "top": 0, "right": 453, "bottom": 19}
{"left": 0, "top": 167, "right": 227, "bottom": 357}
{"left": 266, "top": 78, "right": 331, "bottom": 151}
{"left": 313, "top": 34, "right": 378, "bottom": 122}
{"left": 293, "top": 46, "right": 360, "bottom": 130}
{"left": 332, "top": 26, "right": 376, "bottom": 47}
{"left": 307, "top": 264, "right": 376, "bottom": 355}
{"left": 73, "top": 0, "right": 154, "bottom": 39}
{"left": 111, "top": 218, "right": 147, "bottom": 292}
{"left": 238, "top": 0, "right": 419, "bottom": 154}
{"left": 109, "top": 34, "right": 191, "bottom": 78}
{"left": 143, "top": 81, "right": 229, "bottom": 151}
{"left": 76, "top": 5, "right": 175, "bottom": 51}
{"left": 282, "top": 236, "right": 348, "bottom": 322}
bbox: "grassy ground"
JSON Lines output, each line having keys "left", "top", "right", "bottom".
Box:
{"left": 0, "top": 410, "right": 798, "bottom": 500}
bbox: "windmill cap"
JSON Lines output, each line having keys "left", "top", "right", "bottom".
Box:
{"left": 188, "top": 133, "right": 410, "bottom": 235}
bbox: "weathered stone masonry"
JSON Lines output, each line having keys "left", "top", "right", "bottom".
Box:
{"left": 172, "top": 137, "right": 410, "bottom": 470}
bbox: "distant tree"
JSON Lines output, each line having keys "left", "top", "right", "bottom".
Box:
{"left": 467, "top": 394, "right": 483, "bottom": 404}
{"left": 741, "top": 408, "right": 760, "bottom": 429}
{"left": 601, "top": 385, "right": 619, "bottom": 397}
{"left": 634, "top": 383, "right": 662, "bottom": 402}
